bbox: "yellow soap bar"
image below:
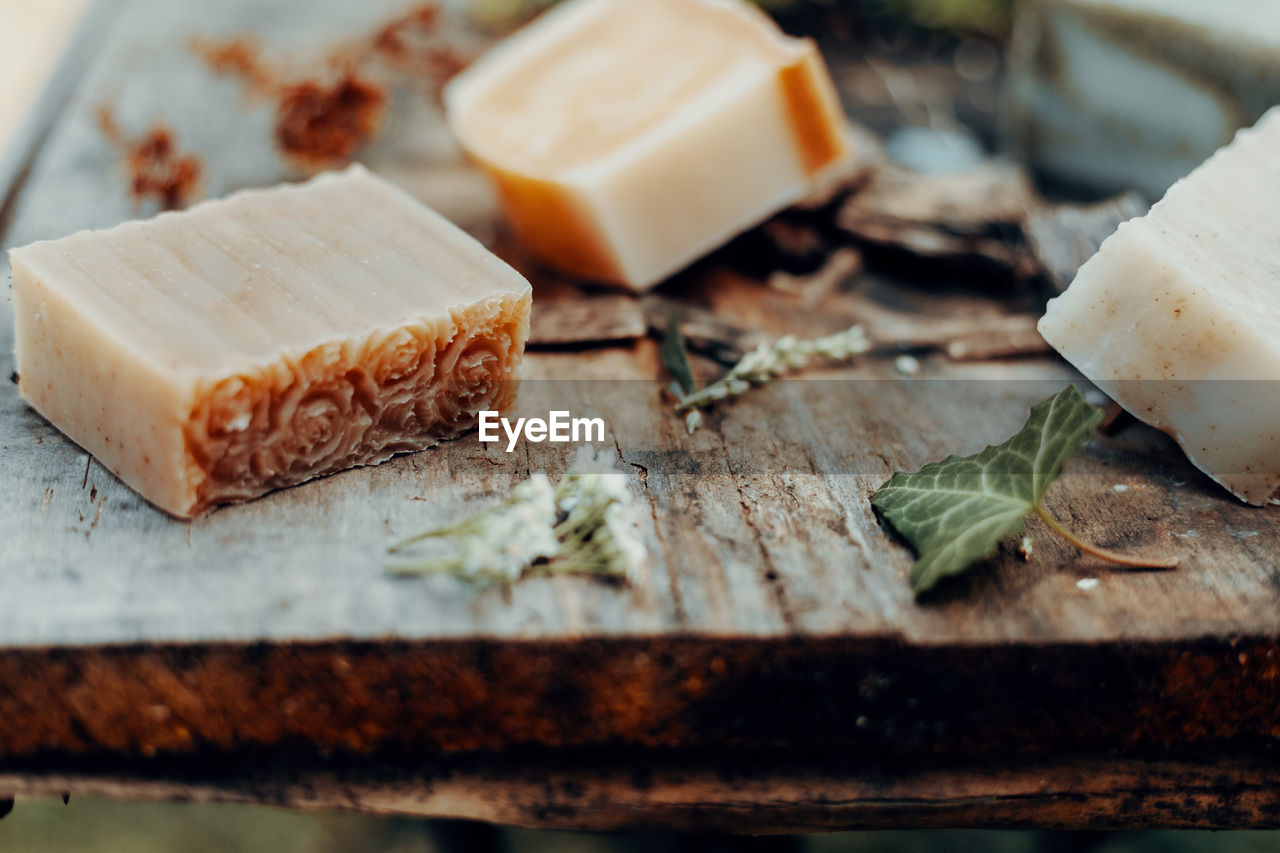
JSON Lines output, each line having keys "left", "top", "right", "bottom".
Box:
{"left": 10, "top": 165, "right": 532, "bottom": 517}
{"left": 445, "top": 0, "right": 853, "bottom": 290}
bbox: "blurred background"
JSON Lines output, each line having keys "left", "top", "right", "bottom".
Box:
{"left": 4, "top": 796, "right": 1280, "bottom": 852}
{"left": 1, "top": 0, "right": 1277, "bottom": 850}
{"left": 0, "top": 0, "right": 88, "bottom": 155}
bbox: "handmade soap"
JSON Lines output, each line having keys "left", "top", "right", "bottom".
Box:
{"left": 1038, "top": 109, "right": 1280, "bottom": 506}
{"left": 10, "top": 165, "right": 532, "bottom": 517}
{"left": 444, "top": 0, "right": 854, "bottom": 290}
{"left": 1007, "top": 0, "right": 1280, "bottom": 199}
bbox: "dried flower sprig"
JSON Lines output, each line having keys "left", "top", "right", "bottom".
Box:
{"left": 388, "top": 446, "right": 645, "bottom": 584}
{"left": 546, "top": 447, "right": 647, "bottom": 583}
{"left": 671, "top": 325, "right": 871, "bottom": 432}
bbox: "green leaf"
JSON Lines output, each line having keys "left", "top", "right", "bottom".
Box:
{"left": 870, "top": 385, "right": 1103, "bottom": 595}
{"left": 661, "top": 311, "right": 697, "bottom": 396}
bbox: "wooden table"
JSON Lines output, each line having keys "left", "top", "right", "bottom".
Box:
{"left": 2, "top": 0, "right": 1278, "bottom": 832}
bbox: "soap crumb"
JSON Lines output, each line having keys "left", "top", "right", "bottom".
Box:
{"left": 895, "top": 354, "right": 921, "bottom": 376}
{"left": 95, "top": 105, "right": 204, "bottom": 211}
{"left": 1113, "top": 483, "right": 1129, "bottom": 492}
{"left": 190, "top": 2, "right": 471, "bottom": 170}
{"left": 1076, "top": 577, "right": 1099, "bottom": 591}
{"left": 274, "top": 69, "right": 388, "bottom": 168}
{"left": 1175, "top": 530, "right": 1200, "bottom": 539}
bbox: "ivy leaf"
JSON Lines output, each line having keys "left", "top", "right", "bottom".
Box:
{"left": 660, "top": 311, "right": 697, "bottom": 396}
{"left": 871, "top": 385, "right": 1103, "bottom": 595}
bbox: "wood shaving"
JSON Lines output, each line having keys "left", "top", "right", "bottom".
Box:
{"left": 528, "top": 295, "right": 645, "bottom": 347}
{"left": 1023, "top": 191, "right": 1148, "bottom": 291}
{"left": 767, "top": 247, "right": 863, "bottom": 305}
{"left": 849, "top": 297, "right": 1051, "bottom": 361}
{"left": 835, "top": 158, "right": 1037, "bottom": 276}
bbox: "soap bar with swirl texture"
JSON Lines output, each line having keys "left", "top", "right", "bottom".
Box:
{"left": 9, "top": 165, "right": 532, "bottom": 517}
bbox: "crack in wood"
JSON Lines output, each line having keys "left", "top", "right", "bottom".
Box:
{"left": 730, "top": 469, "right": 799, "bottom": 632}
{"left": 85, "top": 496, "right": 106, "bottom": 541}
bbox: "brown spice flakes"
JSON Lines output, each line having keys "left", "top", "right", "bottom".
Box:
{"left": 189, "top": 34, "right": 274, "bottom": 95}
{"left": 96, "top": 106, "right": 204, "bottom": 211}
{"left": 274, "top": 70, "right": 388, "bottom": 169}
{"left": 191, "top": 2, "right": 469, "bottom": 169}
{"left": 370, "top": 2, "right": 469, "bottom": 93}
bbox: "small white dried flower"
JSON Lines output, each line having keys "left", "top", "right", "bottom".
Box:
{"left": 390, "top": 448, "right": 647, "bottom": 586}
{"left": 674, "top": 324, "right": 868, "bottom": 431}
{"left": 603, "top": 502, "right": 647, "bottom": 583}
{"left": 566, "top": 445, "right": 620, "bottom": 478}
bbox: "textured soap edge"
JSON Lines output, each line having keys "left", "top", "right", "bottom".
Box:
{"left": 181, "top": 289, "right": 532, "bottom": 517}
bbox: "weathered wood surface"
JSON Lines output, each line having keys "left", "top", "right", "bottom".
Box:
{"left": 8, "top": 754, "right": 1280, "bottom": 832}
{"left": 2, "top": 0, "right": 1279, "bottom": 830}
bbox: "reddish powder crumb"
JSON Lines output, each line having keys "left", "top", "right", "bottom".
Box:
{"left": 369, "top": 4, "right": 469, "bottom": 94}
{"left": 96, "top": 106, "right": 204, "bottom": 211}
{"left": 190, "top": 2, "right": 468, "bottom": 169}
{"left": 371, "top": 4, "right": 442, "bottom": 58}
{"left": 274, "top": 71, "right": 388, "bottom": 168}
{"left": 188, "top": 35, "right": 274, "bottom": 95}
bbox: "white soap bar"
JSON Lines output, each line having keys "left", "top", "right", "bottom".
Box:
{"left": 10, "top": 165, "right": 532, "bottom": 517}
{"left": 1007, "top": 0, "right": 1280, "bottom": 199}
{"left": 444, "top": 0, "right": 854, "bottom": 290}
{"left": 1038, "top": 109, "right": 1280, "bottom": 506}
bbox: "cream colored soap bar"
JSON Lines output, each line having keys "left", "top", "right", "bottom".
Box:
{"left": 444, "top": 0, "right": 853, "bottom": 290}
{"left": 1038, "top": 109, "right": 1280, "bottom": 506}
{"left": 10, "top": 165, "right": 531, "bottom": 518}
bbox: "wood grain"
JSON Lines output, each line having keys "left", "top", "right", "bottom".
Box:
{"left": 1, "top": 0, "right": 1279, "bottom": 829}
{"left": 8, "top": 754, "right": 1280, "bottom": 832}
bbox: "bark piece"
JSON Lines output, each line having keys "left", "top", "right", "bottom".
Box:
{"left": 1024, "top": 191, "right": 1148, "bottom": 291}
{"left": 529, "top": 294, "right": 645, "bottom": 347}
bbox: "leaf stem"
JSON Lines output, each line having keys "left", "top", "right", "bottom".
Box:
{"left": 1033, "top": 505, "right": 1179, "bottom": 570}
